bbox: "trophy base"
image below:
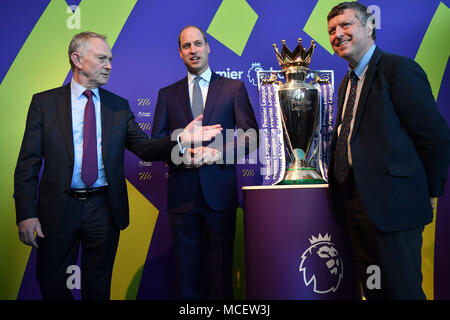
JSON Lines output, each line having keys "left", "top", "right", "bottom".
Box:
{"left": 278, "top": 150, "right": 326, "bottom": 185}
{"left": 278, "top": 167, "right": 326, "bottom": 185}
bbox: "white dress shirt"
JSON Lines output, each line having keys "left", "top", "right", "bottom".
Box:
{"left": 177, "top": 68, "right": 213, "bottom": 154}
{"left": 338, "top": 44, "right": 376, "bottom": 166}
{"left": 70, "top": 79, "right": 107, "bottom": 188}
{"left": 187, "top": 67, "right": 212, "bottom": 112}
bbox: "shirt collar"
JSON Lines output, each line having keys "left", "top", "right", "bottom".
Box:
{"left": 187, "top": 67, "right": 212, "bottom": 84}
{"left": 71, "top": 78, "right": 100, "bottom": 99}
{"left": 349, "top": 44, "right": 376, "bottom": 80}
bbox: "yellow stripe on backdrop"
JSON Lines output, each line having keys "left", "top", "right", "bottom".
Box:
{"left": 303, "top": 0, "right": 344, "bottom": 54}
{"left": 0, "top": 0, "right": 137, "bottom": 299}
{"left": 422, "top": 199, "right": 438, "bottom": 300}
{"left": 110, "top": 180, "right": 159, "bottom": 300}
{"left": 415, "top": 2, "right": 450, "bottom": 300}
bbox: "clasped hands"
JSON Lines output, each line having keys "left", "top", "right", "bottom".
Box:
{"left": 182, "top": 146, "right": 222, "bottom": 168}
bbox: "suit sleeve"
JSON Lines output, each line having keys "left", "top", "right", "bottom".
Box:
{"left": 391, "top": 58, "right": 450, "bottom": 196}
{"left": 150, "top": 88, "right": 184, "bottom": 166}
{"left": 151, "top": 89, "right": 171, "bottom": 139}
{"left": 14, "top": 94, "right": 43, "bottom": 224}
{"left": 125, "top": 99, "right": 176, "bottom": 162}
{"left": 223, "top": 81, "right": 259, "bottom": 164}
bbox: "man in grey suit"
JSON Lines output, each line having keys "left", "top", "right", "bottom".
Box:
{"left": 14, "top": 31, "right": 221, "bottom": 299}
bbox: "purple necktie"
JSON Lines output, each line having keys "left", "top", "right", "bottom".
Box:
{"left": 81, "top": 89, "right": 98, "bottom": 187}
{"left": 334, "top": 71, "right": 358, "bottom": 184}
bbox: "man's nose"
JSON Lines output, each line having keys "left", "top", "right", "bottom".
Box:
{"left": 105, "top": 60, "right": 112, "bottom": 70}
{"left": 335, "top": 26, "right": 344, "bottom": 38}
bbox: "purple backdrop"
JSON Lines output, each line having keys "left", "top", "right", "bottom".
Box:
{"left": 2, "top": 0, "right": 448, "bottom": 299}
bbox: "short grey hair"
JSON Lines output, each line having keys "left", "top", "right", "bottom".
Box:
{"left": 68, "top": 31, "right": 107, "bottom": 71}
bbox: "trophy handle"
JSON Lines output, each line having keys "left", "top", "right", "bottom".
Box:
{"left": 312, "top": 72, "right": 330, "bottom": 84}
{"left": 306, "top": 89, "right": 321, "bottom": 164}
{"left": 279, "top": 109, "right": 296, "bottom": 164}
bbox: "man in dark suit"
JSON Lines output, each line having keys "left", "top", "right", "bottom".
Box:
{"left": 326, "top": 2, "right": 449, "bottom": 299}
{"left": 151, "top": 25, "right": 259, "bottom": 299}
{"left": 14, "top": 31, "right": 222, "bottom": 300}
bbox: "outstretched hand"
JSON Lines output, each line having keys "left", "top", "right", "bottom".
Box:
{"left": 180, "top": 115, "right": 222, "bottom": 146}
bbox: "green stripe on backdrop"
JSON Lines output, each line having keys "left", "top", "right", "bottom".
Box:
{"left": 0, "top": 0, "right": 137, "bottom": 299}
{"left": 414, "top": 2, "right": 450, "bottom": 300}
{"left": 303, "top": 0, "right": 344, "bottom": 54}
{"left": 415, "top": 2, "right": 450, "bottom": 101}
{"left": 207, "top": 0, "right": 258, "bottom": 57}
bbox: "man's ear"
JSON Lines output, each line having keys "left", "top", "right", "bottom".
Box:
{"left": 367, "top": 25, "right": 374, "bottom": 38}
{"left": 70, "top": 52, "right": 82, "bottom": 69}
{"left": 366, "top": 16, "right": 375, "bottom": 38}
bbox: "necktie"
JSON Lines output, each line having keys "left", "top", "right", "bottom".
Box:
{"left": 191, "top": 76, "right": 203, "bottom": 118}
{"left": 81, "top": 89, "right": 98, "bottom": 187}
{"left": 334, "top": 71, "right": 358, "bottom": 184}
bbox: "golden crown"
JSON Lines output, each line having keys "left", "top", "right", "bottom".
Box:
{"left": 273, "top": 38, "right": 316, "bottom": 69}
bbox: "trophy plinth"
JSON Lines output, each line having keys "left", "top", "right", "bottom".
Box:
{"left": 273, "top": 39, "right": 325, "bottom": 184}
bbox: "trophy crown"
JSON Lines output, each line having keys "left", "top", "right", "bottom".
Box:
{"left": 273, "top": 38, "right": 316, "bottom": 69}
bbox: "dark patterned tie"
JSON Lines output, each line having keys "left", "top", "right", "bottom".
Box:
{"left": 81, "top": 89, "right": 98, "bottom": 187}
{"left": 191, "top": 76, "right": 203, "bottom": 118}
{"left": 334, "top": 71, "right": 358, "bottom": 184}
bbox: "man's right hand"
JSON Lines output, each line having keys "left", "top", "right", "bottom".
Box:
{"left": 179, "top": 115, "right": 223, "bottom": 147}
{"left": 18, "top": 217, "right": 45, "bottom": 248}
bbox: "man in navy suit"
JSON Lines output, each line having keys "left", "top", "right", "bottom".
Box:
{"left": 14, "top": 31, "right": 222, "bottom": 300}
{"left": 326, "top": 2, "right": 449, "bottom": 299}
{"left": 152, "top": 25, "right": 259, "bottom": 299}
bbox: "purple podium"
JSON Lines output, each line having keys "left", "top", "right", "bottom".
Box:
{"left": 243, "top": 184, "right": 360, "bottom": 300}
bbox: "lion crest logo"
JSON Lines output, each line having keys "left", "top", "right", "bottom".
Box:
{"left": 247, "top": 62, "right": 264, "bottom": 86}
{"left": 299, "top": 233, "right": 343, "bottom": 294}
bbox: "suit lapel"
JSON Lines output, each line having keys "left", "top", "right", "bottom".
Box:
{"left": 56, "top": 85, "right": 114, "bottom": 166}
{"left": 203, "top": 72, "right": 223, "bottom": 124}
{"left": 176, "top": 77, "right": 194, "bottom": 122}
{"left": 56, "top": 83, "right": 74, "bottom": 163}
{"left": 99, "top": 88, "right": 113, "bottom": 161}
{"left": 350, "top": 47, "right": 382, "bottom": 141}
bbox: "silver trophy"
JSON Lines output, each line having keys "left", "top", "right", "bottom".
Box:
{"left": 273, "top": 38, "right": 325, "bottom": 184}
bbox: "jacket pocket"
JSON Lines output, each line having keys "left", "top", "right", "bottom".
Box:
{"left": 386, "top": 162, "right": 419, "bottom": 177}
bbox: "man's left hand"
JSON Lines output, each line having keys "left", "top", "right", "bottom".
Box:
{"left": 201, "top": 146, "right": 222, "bottom": 165}
{"left": 182, "top": 146, "right": 222, "bottom": 168}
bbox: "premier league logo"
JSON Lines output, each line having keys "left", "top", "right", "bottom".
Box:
{"left": 299, "top": 233, "right": 343, "bottom": 294}
{"left": 247, "top": 62, "right": 264, "bottom": 86}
